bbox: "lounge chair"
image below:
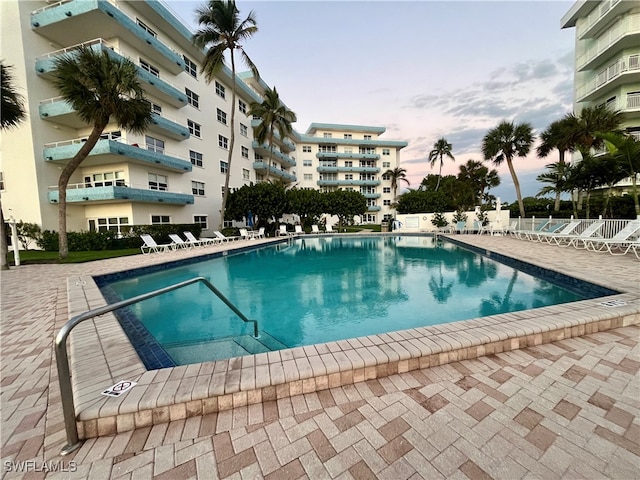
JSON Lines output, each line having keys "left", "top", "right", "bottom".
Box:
{"left": 535, "top": 220, "right": 582, "bottom": 243}
{"left": 184, "top": 231, "right": 217, "bottom": 247}
{"left": 311, "top": 224, "right": 323, "bottom": 234}
{"left": 557, "top": 221, "right": 605, "bottom": 248}
{"left": 524, "top": 222, "right": 565, "bottom": 241}
{"left": 168, "top": 233, "right": 192, "bottom": 249}
{"left": 512, "top": 220, "right": 551, "bottom": 240}
{"left": 278, "top": 225, "right": 294, "bottom": 237}
{"left": 140, "top": 234, "right": 175, "bottom": 254}
{"left": 295, "top": 225, "right": 306, "bottom": 235}
{"left": 252, "top": 227, "right": 265, "bottom": 239}
{"left": 325, "top": 224, "right": 334, "bottom": 233}
{"left": 583, "top": 220, "right": 640, "bottom": 255}
{"left": 454, "top": 221, "right": 467, "bottom": 234}
{"left": 213, "top": 230, "right": 240, "bottom": 242}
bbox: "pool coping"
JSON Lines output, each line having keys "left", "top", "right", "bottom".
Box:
{"left": 65, "top": 234, "right": 640, "bottom": 439}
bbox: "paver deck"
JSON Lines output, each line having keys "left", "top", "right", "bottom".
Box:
{"left": 1, "top": 234, "right": 638, "bottom": 479}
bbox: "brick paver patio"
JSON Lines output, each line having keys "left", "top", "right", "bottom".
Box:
{"left": 1, "top": 235, "right": 638, "bottom": 479}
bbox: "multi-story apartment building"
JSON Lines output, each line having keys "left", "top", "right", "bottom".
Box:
{"left": 1, "top": 1, "right": 406, "bottom": 236}
{"left": 561, "top": 0, "right": 640, "bottom": 192}
{"left": 295, "top": 124, "right": 407, "bottom": 223}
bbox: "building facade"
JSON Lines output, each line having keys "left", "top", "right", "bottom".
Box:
{"left": 0, "top": 0, "right": 406, "bottom": 236}
{"left": 561, "top": 0, "right": 640, "bottom": 191}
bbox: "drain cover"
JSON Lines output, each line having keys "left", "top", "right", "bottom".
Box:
{"left": 598, "top": 300, "right": 627, "bottom": 307}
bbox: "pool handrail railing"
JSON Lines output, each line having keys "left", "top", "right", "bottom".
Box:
{"left": 55, "top": 276, "right": 258, "bottom": 456}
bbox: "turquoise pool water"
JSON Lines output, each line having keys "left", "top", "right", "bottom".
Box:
{"left": 102, "top": 236, "right": 593, "bottom": 365}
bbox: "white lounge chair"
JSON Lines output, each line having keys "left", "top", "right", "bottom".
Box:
{"left": 536, "top": 220, "right": 582, "bottom": 243}
{"left": 140, "top": 234, "right": 175, "bottom": 254}
{"left": 311, "top": 224, "right": 322, "bottom": 234}
{"left": 295, "top": 225, "right": 305, "bottom": 235}
{"left": 524, "top": 222, "right": 564, "bottom": 241}
{"left": 583, "top": 220, "right": 640, "bottom": 255}
{"left": 557, "top": 221, "right": 605, "bottom": 248}
{"left": 253, "top": 227, "right": 265, "bottom": 239}
{"left": 278, "top": 225, "right": 294, "bottom": 237}
{"left": 183, "top": 231, "right": 217, "bottom": 247}
{"left": 213, "top": 230, "right": 240, "bottom": 242}
{"left": 168, "top": 233, "right": 192, "bottom": 249}
{"left": 512, "top": 220, "right": 551, "bottom": 240}
{"left": 325, "top": 224, "right": 334, "bottom": 233}
{"left": 239, "top": 228, "right": 255, "bottom": 240}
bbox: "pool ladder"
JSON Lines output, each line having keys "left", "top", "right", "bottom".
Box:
{"left": 55, "top": 276, "right": 258, "bottom": 455}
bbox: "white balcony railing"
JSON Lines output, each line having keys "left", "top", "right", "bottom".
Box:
{"left": 576, "top": 14, "right": 640, "bottom": 70}
{"left": 48, "top": 181, "right": 188, "bottom": 195}
{"left": 577, "top": 0, "right": 623, "bottom": 38}
{"left": 577, "top": 54, "right": 640, "bottom": 100}
{"left": 35, "top": 38, "right": 114, "bottom": 60}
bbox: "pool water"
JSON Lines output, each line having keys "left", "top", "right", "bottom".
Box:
{"left": 102, "top": 236, "right": 593, "bottom": 365}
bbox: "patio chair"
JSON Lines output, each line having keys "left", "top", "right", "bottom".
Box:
{"left": 583, "top": 220, "right": 640, "bottom": 255}
{"left": 239, "top": 228, "right": 256, "bottom": 240}
{"left": 556, "top": 221, "right": 605, "bottom": 248}
{"left": 311, "top": 224, "right": 322, "bottom": 234}
{"left": 455, "top": 221, "right": 467, "bottom": 234}
{"left": 213, "top": 230, "right": 240, "bottom": 242}
{"left": 295, "top": 225, "right": 306, "bottom": 235}
{"left": 512, "top": 220, "right": 551, "bottom": 240}
{"left": 278, "top": 225, "right": 294, "bottom": 237}
{"left": 184, "top": 231, "right": 217, "bottom": 247}
{"left": 535, "top": 220, "right": 582, "bottom": 243}
{"left": 140, "top": 234, "right": 175, "bottom": 254}
{"left": 325, "top": 224, "right": 335, "bottom": 233}
{"left": 168, "top": 233, "right": 192, "bottom": 249}
{"left": 253, "top": 227, "right": 265, "bottom": 239}
{"left": 524, "top": 222, "right": 565, "bottom": 241}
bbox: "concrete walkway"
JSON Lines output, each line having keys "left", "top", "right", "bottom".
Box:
{"left": 1, "top": 235, "right": 638, "bottom": 479}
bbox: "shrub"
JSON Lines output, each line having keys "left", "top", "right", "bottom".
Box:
{"left": 431, "top": 212, "right": 449, "bottom": 229}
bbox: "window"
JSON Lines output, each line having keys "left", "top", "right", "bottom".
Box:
{"left": 148, "top": 102, "right": 162, "bottom": 114}
{"left": 151, "top": 215, "right": 171, "bottom": 224}
{"left": 323, "top": 133, "right": 332, "bottom": 138}
{"left": 345, "top": 174, "right": 353, "bottom": 180}
{"left": 215, "top": 81, "right": 225, "bottom": 99}
{"left": 345, "top": 187, "right": 354, "bottom": 192}
{"left": 218, "top": 135, "right": 228, "bottom": 150}
{"left": 216, "top": 108, "right": 227, "bottom": 125}
{"left": 382, "top": 148, "right": 390, "bottom": 156}
{"left": 318, "top": 145, "right": 336, "bottom": 153}
{"left": 302, "top": 146, "right": 312, "bottom": 153}
{"left": 360, "top": 147, "right": 376, "bottom": 154}
{"left": 89, "top": 217, "right": 130, "bottom": 234}
{"left": 365, "top": 214, "right": 376, "bottom": 223}
{"left": 186, "top": 88, "right": 199, "bottom": 108}
{"left": 367, "top": 199, "right": 377, "bottom": 207}
{"left": 137, "top": 19, "right": 157, "bottom": 37}
{"left": 240, "top": 123, "right": 248, "bottom": 137}
{"left": 383, "top": 200, "right": 391, "bottom": 206}
{"left": 183, "top": 55, "right": 197, "bottom": 78}
{"left": 383, "top": 187, "right": 391, "bottom": 193}
{"left": 145, "top": 135, "right": 164, "bottom": 153}
{"left": 139, "top": 59, "right": 159, "bottom": 77}
{"left": 344, "top": 134, "right": 352, "bottom": 139}
{"left": 303, "top": 159, "right": 312, "bottom": 167}
{"left": 148, "top": 173, "right": 168, "bottom": 191}
{"left": 194, "top": 215, "right": 208, "bottom": 229}
{"left": 192, "top": 181, "right": 205, "bottom": 196}
{"left": 242, "top": 168, "right": 250, "bottom": 180}
{"left": 220, "top": 161, "right": 228, "bottom": 174}
{"left": 304, "top": 174, "right": 313, "bottom": 181}
{"left": 238, "top": 100, "right": 247, "bottom": 114}
{"left": 382, "top": 162, "right": 391, "bottom": 168}
{"left": 188, "top": 120, "right": 201, "bottom": 138}
{"left": 86, "top": 171, "right": 125, "bottom": 187}
{"left": 190, "top": 150, "right": 203, "bottom": 167}
{"left": 241, "top": 146, "right": 249, "bottom": 158}
{"left": 344, "top": 161, "right": 352, "bottom": 167}
{"left": 382, "top": 174, "right": 391, "bottom": 181}
{"left": 255, "top": 153, "right": 263, "bottom": 160}
{"left": 364, "top": 135, "right": 372, "bottom": 140}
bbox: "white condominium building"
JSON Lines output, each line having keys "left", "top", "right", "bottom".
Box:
{"left": 295, "top": 124, "right": 407, "bottom": 224}
{"left": 0, "top": 0, "right": 406, "bottom": 236}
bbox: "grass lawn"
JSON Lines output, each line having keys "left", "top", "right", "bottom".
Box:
{"left": 8, "top": 249, "right": 141, "bottom": 265}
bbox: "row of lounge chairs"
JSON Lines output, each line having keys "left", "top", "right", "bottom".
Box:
{"left": 510, "top": 219, "right": 640, "bottom": 258}
{"left": 277, "top": 224, "right": 335, "bottom": 236}
{"left": 140, "top": 228, "right": 265, "bottom": 254}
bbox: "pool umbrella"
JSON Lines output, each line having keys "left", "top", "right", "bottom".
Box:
{"left": 495, "top": 197, "right": 502, "bottom": 233}
{"left": 247, "top": 211, "right": 254, "bottom": 228}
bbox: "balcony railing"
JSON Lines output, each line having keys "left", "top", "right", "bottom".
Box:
{"left": 252, "top": 142, "right": 296, "bottom": 167}
{"left": 577, "top": 54, "right": 640, "bottom": 101}
{"left": 316, "top": 152, "right": 380, "bottom": 160}
{"left": 316, "top": 166, "right": 380, "bottom": 174}
{"left": 252, "top": 162, "right": 296, "bottom": 183}
{"left": 576, "top": 13, "right": 640, "bottom": 71}
{"left": 577, "top": 0, "right": 623, "bottom": 39}
{"left": 47, "top": 182, "right": 194, "bottom": 205}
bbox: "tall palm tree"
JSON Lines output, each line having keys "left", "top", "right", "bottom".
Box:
{"left": 536, "top": 162, "right": 572, "bottom": 205}
{"left": 457, "top": 159, "right": 500, "bottom": 207}
{"left": 536, "top": 118, "right": 576, "bottom": 210}
{"left": 52, "top": 46, "right": 152, "bottom": 258}
{"left": 565, "top": 104, "right": 621, "bottom": 151}
{"left": 249, "top": 86, "right": 296, "bottom": 183}
{"left": 1, "top": 62, "right": 27, "bottom": 270}
{"left": 481, "top": 121, "right": 534, "bottom": 218}
{"left": 598, "top": 132, "right": 640, "bottom": 215}
{"left": 193, "top": 0, "right": 259, "bottom": 230}
{"left": 383, "top": 167, "right": 410, "bottom": 203}
{"left": 428, "top": 137, "right": 454, "bottom": 191}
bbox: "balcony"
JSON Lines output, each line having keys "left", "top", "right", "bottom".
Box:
{"left": 601, "top": 92, "right": 640, "bottom": 116}
{"left": 252, "top": 141, "right": 296, "bottom": 167}
{"left": 250, "top": 119, "right": 296, "bottom": 152}
{"left": 577, "top": 14, "right": 640, "bottom": 71}
{"left": 361, "top": 193, "right": 381, "bottom": 199}
{"left": 577, "top": 0, "right": 632, "bottom": 40}
{"left": 43, "top": 136, "right": 193, "bottom": 173}
{"left": 48, "top": 182, "right": 194, "bottom": 205}
{"left": 576, "top": 54, "right": 640, "bottom": 102}
{"left": 252, "top": 162, "right": 296, "bottom": 183}
{"left": 316, "top": 152, "right": 380, "bottom": 160}
{"left": 148, "top": 114, "right": 190, "bottom": 141}
{"left": 316, "top": 166, "right": 380, "bottom": 174}
{"left": 30, "top": 0, "right": 184, "bottom": 74}
{"left": 317, "top": 179, "right": 381, "bottom": 187}
{"left": 367, "top": 206, "right": 382, "bottom": 212}
{"left": 35, "top": 39, "right": 187, "bottom": 108}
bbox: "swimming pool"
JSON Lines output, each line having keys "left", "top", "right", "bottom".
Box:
{"left": 98, "top": 236, "right": 615, "bottom": 367}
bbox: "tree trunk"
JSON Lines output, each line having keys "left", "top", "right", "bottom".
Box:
{"left": 554, "top": 150, "right": 565, "bottom": 211}
{"left": 0, "top": 198, "right": 8, "bottom": 270}
{"left": 435, "top": 155, "right": 442, "bottom": 191}
{"left": 219, "top": 53, "right": 237, "bottom": 230}
{"left": 265, "top": 129, "right": 274, "bottom": 183}
{"left": 631, "top": 174, "right": 639, "bottom": 216}
{"left": 585, "top": 191, "right": 592, "bottom": 219}
{"left": 506, "top": 158, "right": 525, "bottom": 217}
{"left": 58, "top": 123, "right": 106, "bottom": 258}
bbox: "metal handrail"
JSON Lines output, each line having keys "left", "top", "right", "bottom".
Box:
{"left": 56, "top": 276, "right": 258, "bottom": 455}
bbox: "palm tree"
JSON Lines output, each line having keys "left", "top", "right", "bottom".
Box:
{"left": 1, "top": 62, "right": 27, "bottom": 270}
{"left": 565, "top": 104, "right": 621, "bottom": 151}
{"left": 598, "top": 132, "right": 640, "bottom": 215}
{"left": 193, "top": 0, "right": 259, "bottom": 230}
{"left": 457, "top": 159, "right": 500, "bottom": 207}
{"left": 383, "top": 167, "right": 410, "bottom": 203}
{"left": 428, "top": 137, "right": 454, "bottom": 191}
{"left": 481, "top": 121, "right": 534, "bottom": 218}
{"left": 536, "top": 118, "right": 576, "bottom": 210}
{"left": 536, "top": 162, "right": 572, "bottom": 205}
{"left": 52, "top": 46, "right": 152, "bottom": 258}
{"left": 249, "top": 86, "right": 297, "bottom": 183}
